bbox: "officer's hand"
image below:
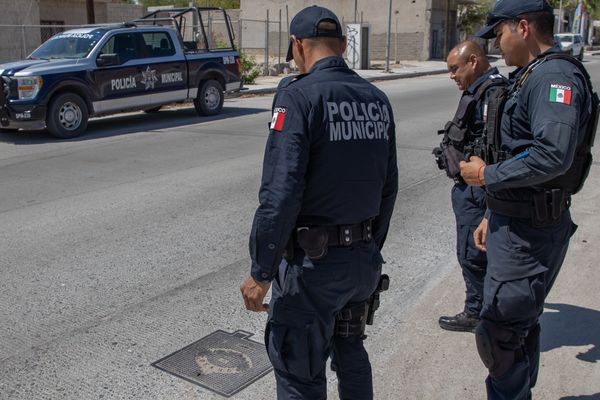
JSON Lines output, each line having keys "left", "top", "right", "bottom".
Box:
{"left": 459, "top": 156, "right": 486, "bottom": 186}
{"left": 240, "top": 276, "right": 271, "bottom": 312}
{"left": 474, "top": 217, "right": 488, "bottom": 252}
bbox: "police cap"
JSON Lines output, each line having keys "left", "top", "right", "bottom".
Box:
{"left": 476, "top": 0, "right": 553, "bottom": 39}
{"left": 286, "top": 5, "right": 344, "bottom": 62}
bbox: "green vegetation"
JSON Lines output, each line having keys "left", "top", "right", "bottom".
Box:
{"left": 239, "top": 50, "right": 260, "bottom": 85}
{"left": 547, "top": 0, "right": 600, "bottom": 19}
{"left": 458, "top": 0, "right": 491, "bottom": 37}
{"left": 458, "top": 0, "right": 600, "bottom": 35}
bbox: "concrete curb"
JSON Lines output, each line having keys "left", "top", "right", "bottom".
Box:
{"left": 233, "top": 68, "right": 449, "bottom": 97}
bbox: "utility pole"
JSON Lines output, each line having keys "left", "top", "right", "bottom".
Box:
{"left": 86, "top": 0, "right": 95, "bottom": 24}
{"left": 443, "top": 0, "right": 450, "bottom": 60}
{"left": 354, "top": 0, "right": 358, "bottom": 22}
{"left": 385, "top": 0, "right": 392, "bottom": 72}
{"left": 559, "top": 0, "right": 563, "bottom": 33}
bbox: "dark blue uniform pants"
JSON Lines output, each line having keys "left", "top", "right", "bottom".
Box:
{"left": 481, "top": 211, "right": 576, "bottom": 400}
{"left": 452, "top": 184, "right": 487, "bottom": 315}
{"left": 265, "top": 240, "right": 383, "bottom": 400}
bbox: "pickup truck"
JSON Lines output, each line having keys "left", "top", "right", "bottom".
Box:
{"left": 0, "top": 7, "right": 241, "bottom": 138}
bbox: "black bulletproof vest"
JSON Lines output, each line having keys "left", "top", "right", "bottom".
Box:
{"left": 440, "top": 77, "right": 507, "bottom": 150}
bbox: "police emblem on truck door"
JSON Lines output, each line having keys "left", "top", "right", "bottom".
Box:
{"left": 140, "top": 66, "right": 158, "bottom": 90}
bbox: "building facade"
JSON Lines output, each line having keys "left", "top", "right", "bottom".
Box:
{"left": 0, "top": 0, "right": 145, "bottom": 62}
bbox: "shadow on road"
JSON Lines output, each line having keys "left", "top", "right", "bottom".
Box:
{"left": 540, "top": 302, "right": 600, "bottom": 363}
{"left": 0, "top": 105, "right": 268, "bottom": 144}
{"left": 560, "top": 394, "right": 600, "bottom": 400}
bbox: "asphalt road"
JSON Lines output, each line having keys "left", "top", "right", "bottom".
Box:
{"left": 1, "top": 56, "right": 599, "bottom": 400}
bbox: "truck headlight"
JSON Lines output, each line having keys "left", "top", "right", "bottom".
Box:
{"left": 16, "top": 76, "right": 43, "bottom": 99}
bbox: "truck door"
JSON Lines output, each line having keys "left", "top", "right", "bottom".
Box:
{"left": 138, "top": 31, "right": 189, "bottom": 105}
{"left": 92, "top": 32, "right": 151, "bottom": 113}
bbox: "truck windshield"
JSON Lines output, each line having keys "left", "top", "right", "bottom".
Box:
{"left": 29, "top": 31, "right": 104, "bottom": 59}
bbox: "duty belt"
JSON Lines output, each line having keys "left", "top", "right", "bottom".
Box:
{"left": 289, "top": 220, "right": 373, "bottom": 260}
{"left": 323, "top": 220, "right": 373, "bottom": 246}
{"left": 486, "top": 189, "right": 570, "bottom": 226}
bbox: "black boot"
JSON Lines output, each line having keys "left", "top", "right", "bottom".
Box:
{"left": 438, "top": 311, "right": 480, "bottom": 333}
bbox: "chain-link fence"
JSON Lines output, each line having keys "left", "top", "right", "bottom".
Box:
{"left": 233, "top": 14, "right": 288, "bottom": 75}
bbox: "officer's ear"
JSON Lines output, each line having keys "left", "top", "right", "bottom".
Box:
{"left": 468, "top": 53, "right": 477, "bottom": 68}
{"left": 291, "top": 35, "right": 305, "bottom": 59}
{"left": 340, "top": 36, "right": 347, "bottom": 54}
{"left": 516, "top": 19, "right": 531, "bottom": 40}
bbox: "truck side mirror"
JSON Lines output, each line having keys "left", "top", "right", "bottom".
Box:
{"left": 96, "top": 53, "right": 120, "bottom": 67}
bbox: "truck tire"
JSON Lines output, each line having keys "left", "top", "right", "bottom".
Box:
{"left": 46, "top": 93, "right": 88, "bottom": 139}
{"left": 194, "top": 80, "right": 224, "bottom": 116}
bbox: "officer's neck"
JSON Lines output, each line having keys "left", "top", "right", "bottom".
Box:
{"left": 525, "top": 40, "right": 554, "bottom": 65}
{"left": 300, "top": 50, "right": 341, "bottom": 73}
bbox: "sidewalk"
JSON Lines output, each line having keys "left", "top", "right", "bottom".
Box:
{"left": 238, "top": 52, "right": 598, "bottom": 96}
{"left": 369, "top": 163, "right": 600, "bottom": 398}
{"left": 238, "top": 59, "right": 451, "bottom": 95}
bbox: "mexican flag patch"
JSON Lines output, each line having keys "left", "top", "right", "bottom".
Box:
{"left": 270, "top": 106, "right": 287, "bottom": 131}
{"left": 549, "top": 83, "right": 572, "bottom": 105}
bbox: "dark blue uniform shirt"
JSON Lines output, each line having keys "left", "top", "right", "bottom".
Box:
{"left": 249, "top": 56, "right": 398, "bottom": 282}
{"left": 453, "top": 67, "right": 503, "bottom": 225}
{"left": 484, "top": 48, "right": 593, "bottom": 201}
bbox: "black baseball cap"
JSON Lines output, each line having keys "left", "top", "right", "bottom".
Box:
{"left": 286, "top": 5, "right": 344, "bottom": 62}
{"left": 476, "top": 0, "right": 553, "bottom": 39}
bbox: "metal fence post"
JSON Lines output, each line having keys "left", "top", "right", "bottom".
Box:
{"left": 238, "top": 18, "right": 243, "bottom": 51}
{"left": 265, "top": 10, "right": 269, "bottom": 75}
{"left": 278, "top": 9, "right": 282, "bottom": 67}
{"left": 21, "top": 25, "right": 26, "bottom": 59}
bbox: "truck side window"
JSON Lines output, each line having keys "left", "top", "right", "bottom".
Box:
{"left": 141, "top": 32, "right": 176, "bottom": 58}
{"left": 99, "top": 33, "right": 140, "bottom": 64}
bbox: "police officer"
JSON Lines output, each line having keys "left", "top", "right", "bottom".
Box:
{"left": 436, "top": 40, "right": 506, "bottom": 333}
{"left": 460, "top": 1, "right": 595, "bottom": 398}
{"left": 239, "top": 5, "right": 398, "bottom": 400}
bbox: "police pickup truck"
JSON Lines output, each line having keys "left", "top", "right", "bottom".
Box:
{"left": 0, "top": 7, "right": 241, "bottom": 138}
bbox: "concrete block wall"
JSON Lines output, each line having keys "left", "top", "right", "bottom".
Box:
{"left": 370, "top": 32, "right": 425, "bottom": 61}
{"left": 240, "top": 0, "right": 436, "bottom": 61}
{"left": 0, "top": 0, "right": 145, "bottom": 63}
{"left": 0, "top": 0, "right": 40, "bottom": 62}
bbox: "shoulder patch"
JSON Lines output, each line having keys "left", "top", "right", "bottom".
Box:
{"left": 270, "top": 106, "right": 287, "bottom": 131}
{"left": 549, "top": 83, "right": 572, "bottom": 105}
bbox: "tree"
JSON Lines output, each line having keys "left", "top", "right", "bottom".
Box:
{"left": 458, "top": 0, "right": 491, "bottom": 37}
{"left": 547, "top": 0, "right": 600, "bottom": 19}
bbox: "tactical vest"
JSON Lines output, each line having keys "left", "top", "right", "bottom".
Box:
{"left": 485, "top": 53, "right": 599, "bottom": 195}
{"left": 434, "top": 76, "right": 508, "bottom": 182}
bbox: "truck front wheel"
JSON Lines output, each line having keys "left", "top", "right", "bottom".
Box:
{"left": 47, "top": 93, "right": 88, "bottom": 139}
{"left": 194, "top": 80, "right": 224, "bottom": 116}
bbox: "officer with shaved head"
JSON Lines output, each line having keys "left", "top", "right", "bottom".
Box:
{"left": 433, "top": 40, "right": 507, "bottom": 332}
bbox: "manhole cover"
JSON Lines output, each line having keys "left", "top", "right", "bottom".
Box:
{"left": 152, "top": 330, "right": 273, "bottom": 397}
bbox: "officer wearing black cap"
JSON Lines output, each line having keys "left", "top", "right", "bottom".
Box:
{"left": 435, "top": 40, "right": 507, "bottom": 333}
{"left": 460, "top": 0, "right": 597, "bottom": 398}
{"left": 240, "top": 5, "right": 398, "bottom": 399}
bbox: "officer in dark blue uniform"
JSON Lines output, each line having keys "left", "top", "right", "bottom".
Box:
{"left": 435, "top": 40, "right": 506, "bottom": 333}
{"left": 240, "top": 6, "right": 398, "bottom": 400}
{"left": 460, "top": 1, "right": 596, "bottom": 398}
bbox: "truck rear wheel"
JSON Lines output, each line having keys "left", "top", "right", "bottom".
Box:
{"left": 47, "top": 93, "right": 88, "bottom": 139}
{"left": 194, "top": 80, "right": 224, "bottom": 116}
